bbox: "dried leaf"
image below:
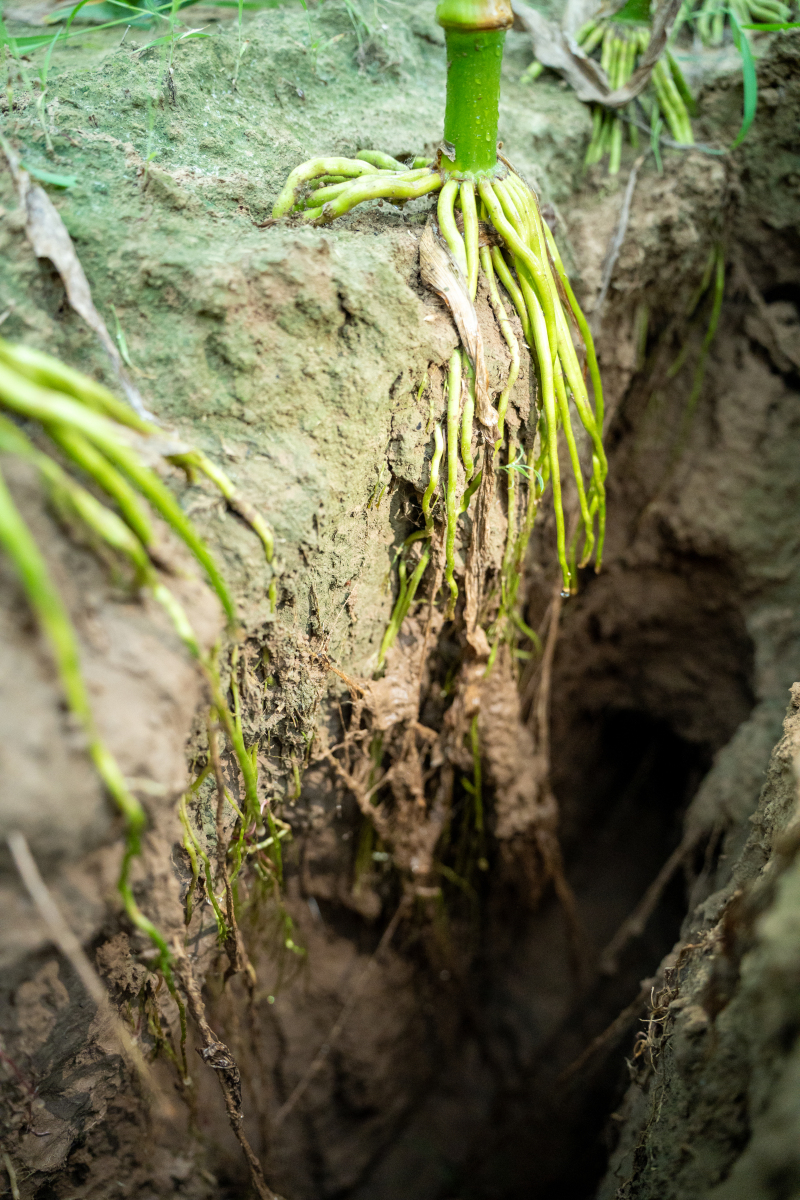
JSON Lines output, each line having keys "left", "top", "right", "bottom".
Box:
{"left": 420, "top": 220, "right": 499, "bottom": 442}
{"left": 1, "top": 139, "right": 153, "bottom": 420}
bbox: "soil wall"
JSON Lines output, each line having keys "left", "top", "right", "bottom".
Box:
{"left": 1, "top": 4, "right": 799, "bottom": 1198}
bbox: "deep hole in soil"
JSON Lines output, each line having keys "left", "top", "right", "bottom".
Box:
{"left": 352, "top": 710, "right": 738, "bottom": 1199}
{"left": 443, "top": 718, "right": 709, "bottom": 1200}
{"left": 446, "top": 552, "right": 757, "bottom": 1199}
{"left": 356, "top": 546, "right": 758, "bottom": 1200}
{"left": 763, "top": 282, "right": 800, "bottom": 307}
{"left": 247, "top": 529, "right": 759, "bottom": 1200}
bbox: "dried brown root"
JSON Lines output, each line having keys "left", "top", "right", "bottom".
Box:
{"left": 557, "top": 980, "right": 653, "bottom": 1085}
{"left": 205, "top": 717, "right": 257, "bottom": 986}
{"left": 321, "top": 580, "right": 573, "bottom": 925}
{"left": 7, "top": 831, "right": 175, "bottom": 1121}
{"left": 173, "top": 948, "right": 281, "bottom": 1200}
{"left": 598, "top": 827, "right": 703, "bottom": 975}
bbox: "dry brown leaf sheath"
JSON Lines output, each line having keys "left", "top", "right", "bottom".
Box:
{"left": 512, "top": 0, "right": 682, "bottom": 108}
{"left": 420, "top": 220, "right": 498, "bottom": 441}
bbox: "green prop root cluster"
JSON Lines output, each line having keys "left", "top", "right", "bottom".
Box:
{"left": 0, "top": 337, "right": 281, "bottom": 982}
{"left": 275, "top": 155, "right": 606, "bottom": 637}
{"left": 524, "top": 14, "right": 695, "bottom": 174}
{"left": 583, "top": 18, "right": 694, "bottom": 170}
{"left": 274, "top": 0, "right": 607, "bottom": 670}
{"left": 677, "top": 0, "right": 791, "bottom": 43}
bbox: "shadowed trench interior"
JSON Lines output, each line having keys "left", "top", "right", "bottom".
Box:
{"left": 337, "top": 548, "right": 757, "bottom": 1200}
{"left": 285, "top": 202, "right": 800, "bottom": 1200}
{"left": 128, "top": 265, "right": 785, "bottom": 1200}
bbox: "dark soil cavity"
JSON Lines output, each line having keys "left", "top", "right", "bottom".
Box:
{"left": 347, "top": 561, "right": 754, "bottom": 1200}
{"left": 1, "top": 4, "right": 800, "bottom": 1200}
{"left": 366, "top": 727, "right": 707, "bottom": 1200}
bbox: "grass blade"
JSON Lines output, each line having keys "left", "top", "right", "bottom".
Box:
{"left": 729, "top": 12, "right": 758, "bottom": 148}
{"left": 18, "top": 163, "right": 77, "bottom": 188}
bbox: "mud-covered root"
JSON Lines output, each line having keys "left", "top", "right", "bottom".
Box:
{"left": 271, "top": 155, "right": 390, "bottom": 216}
{"left": 690, "top": 0, "right": 789, "bottom": 45}
{"left": 376, "top": 411, "right": 445, "bottom": 670}
{"left": 170, "top": 447, "right": 274, "bottom": 563}
{"left": 0, "top": 459, "right": 177, "bottom": 978}
{"left": 428, "top": 163, "right": 607, "bottom": 620}
{"left": 586, "top": 25, "right": 640, "bottom": 174}
{"left": 0, "top": 341, "right": 296, "bottom": 1129}
{"left": 384, "top": 161, "right": 605, "bottom": 635}
{"left": 0, "top": 337, "right": 281, "bottom": 625}
{"left": 377, "top": 544, "right": 432, "bottom": 669}
{"left": 473, "top": 169, "right": 607, "bottom": 591}
{"left": 304, "top": 169, "right": 442, "bottom": 224}
{"left": 646, "top": 34, "right": 693, "bottom": 146}
{"left": 173, "top": 948, "right": 282, "bottom": 1200}
{"left": 481, "top": 244, "right": 520, "bottom": 445}
{"left": 444, "top": 347, "right": 462, "bottom": 617}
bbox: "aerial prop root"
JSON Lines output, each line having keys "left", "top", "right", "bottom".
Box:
{"left": 0, "top": 338, "right": 286, "bottom": 990}
{"left": 273, "top": 153, "right": 606, "bottom": 630}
